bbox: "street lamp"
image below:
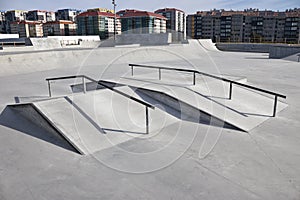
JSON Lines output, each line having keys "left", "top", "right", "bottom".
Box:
{"left": 112, "top": 0, "right": 116, "bottom": 41}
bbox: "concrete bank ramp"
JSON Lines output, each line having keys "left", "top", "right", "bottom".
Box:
{"left": 283, "top": 53, "right": 300, "bottom": 62}
{"left": 8, "top": 87, "right": 178, "bottom": 155}
{"left": 116, "top": 74, "right": 287, "bottom": 132}
{"left": 198, "top": 39, "right": 220, "bottom": 52}
{"left": 30, "top": 38, "right": 62, "bottom": 50}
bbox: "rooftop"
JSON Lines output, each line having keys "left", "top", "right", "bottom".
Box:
{"left": 77, "top": 11, "right": 119, "bottom": 18}
{"left": 44, "top": 20, "right": 75, "bottom": 25}
{"left": 117, "top": 9, "right": 167, "bottom": 20}
{"left": 154, "top": 8, "right": 185, "bottom": 13}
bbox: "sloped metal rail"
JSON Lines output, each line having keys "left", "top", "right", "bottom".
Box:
{"left": 129, "top": 63, "right": 286, "bottom": 117}
{"left": 46, "top": 75, "right": 154, "bottom": 134}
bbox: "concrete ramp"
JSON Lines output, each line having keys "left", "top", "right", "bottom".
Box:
{"left": 30, "top": 38, "right": 62, "bottom": 50}
{"left": 283, "top": 53, "right": 300, "bottom": 62}
{"left": 116, "top": 75, "right": 287, "bottom": 132}
{"left": 9, "top": 87, "right": 178, "bottom": 154}
{"left": 198, "top": 39, "right": 220, "bottom": 52}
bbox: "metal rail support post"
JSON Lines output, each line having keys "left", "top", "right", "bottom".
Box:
{"left": 82, "top": 76, "right": 86, "bottom": 93}
{"left": 159, "top": 68, "right": 161, "bottom": 80}
{"left": 193, "top": 72, "right": 196, "bottom": 85}
{"left": 229, "top": 82, "right": 233, "bottom": 100}
{"left": 131, "top": 65, "right": 134, "bottom": 76}
{"left": 146, "top": 106, "right": 149, "bottom": 134}
{"left": 47, "top": 80, "right": 52, "bottom": 97}
{"left": 273, "top": 95, "right": 278, "bottom": 117}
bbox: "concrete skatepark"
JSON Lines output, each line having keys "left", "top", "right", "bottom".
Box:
{"left": 0, "top": 39, "right": 300, "bottom": 199}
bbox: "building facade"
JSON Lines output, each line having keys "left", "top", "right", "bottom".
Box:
{"left": 10, "top": 21, "right": 43, "bottom": 38}
{"left": 187, "top": 8, "right": 300, "bottom": 44}
{"left": 56, "top": 9, "right": 81, "bottom": 22}
{"left": 0, "top": 11, "right": 6, "bottom": 33}
{"left": 155, "top": 8, "right": 186, "bottom": 41}
{"left": 43, "top": 20, "right": 77, "bottom": 36}
{"left": 76, "top": 11, "right": 121, "bottom": 39}
{"left": 5, "top": 10, "right": 28, "bottom": 33}
{"left": 87, "top": 8, "right": 114, "bottom": 13}
{"left": 27, "top": 10, "right": 55, "bottom": 22}
{"left": 117, "top": 9, "right": 167, "bottom": 34}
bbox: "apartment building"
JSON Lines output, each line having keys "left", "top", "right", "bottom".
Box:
{"left": 87, "top": 8, "right": 114, "bottom": 13}
{"left": 76, "top": 11, "right": 121, "bottom": 39}
{"left": 5, "top": 10, "right": 28, "bottom": 33}
{"left": 10, "top": 21, "right": 43, "bottom": 37}
{"left": 56, "top": 9, "right": 81, "bottom": 22}
{"left": 0, "top": 11, "right": 6, "bottom": 33}
{"left": 117, "top": 9, "right": 167, "bottom": 34}
{"left": 187, "top": 9, "right": 300, "bottom": 44}
{"left": 43, "top": 20, "right": 77, "bottom": 36}
{"left": 27, "top": 10, "right": 55, "bottom": 22}
{"left": 155, "top": 8, "right": 186, "bottom": 41}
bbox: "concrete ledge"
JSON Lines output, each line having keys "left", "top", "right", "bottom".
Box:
{"left": 30, "top": 38, "right": 62, "bottom": 50}
{"left": 216, "top": 43, "right": 277, "bottom": 53}
{"left": 116, "top": 33, "right": 172, "bottom": 46}
{"left": 269, "top": 45, "right": 300, "bottom": 59}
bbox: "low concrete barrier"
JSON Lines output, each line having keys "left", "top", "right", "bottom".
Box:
{"left": 48, "top": 35, "right": 100, "bottom": 46}
{"left": 116, "top": 33, "right": 172, "bottom": 46}
{"left": 216, "top": 43, "right": 277, "bottom": 53}
{"left": 0, "top": 34, "right": 19, "bottom": 39}
{"left": 30, "top": 38, "right": 62, "bottom": 50}
{"left": 269, "top": 46, "right": 300, "bottom": 59}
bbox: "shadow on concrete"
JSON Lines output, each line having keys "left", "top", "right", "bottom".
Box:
{"left": 0, "top": 106, "right": 79, "bottom": 153}
{"left": 14, "top": 96, "right": 49, "bottom": 103}
{"left": 134, "top": 87, "right": 245, "bottom": 132}
{"left": 102, "top": 128, "right": 146, "bottom": 135}
{"left": 244, "top": 57, "right": 269, "bottom": 59}
{"left": 243, "top": 112, "right": 272, "bottom": 117}
{"left": 185, "top": 88, "right": 248, "bottom": 117}
{"left": 123, "top": 77, "right": 247, "bottom": 117}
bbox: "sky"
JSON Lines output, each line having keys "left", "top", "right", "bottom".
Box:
{"left": 0, "top": 0, "right": 299, "bottom": 14}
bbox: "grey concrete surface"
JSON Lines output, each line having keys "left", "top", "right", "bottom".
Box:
{"left": 0, "top": 40, "right": 299, "bottom": 199}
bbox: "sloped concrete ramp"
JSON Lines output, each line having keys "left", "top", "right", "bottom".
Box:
{"left": 198, "top": 39, "right": 220, "bottom": 52}
{"left": 115, "top": 73, "right": 287, "bottom": 132}
{"left": 8, "top": 87, "right": 178, "bottom": 155}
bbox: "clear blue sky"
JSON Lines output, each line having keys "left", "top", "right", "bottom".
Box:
{"left": 0, "top": 0, "right": 299, "bottom": 14}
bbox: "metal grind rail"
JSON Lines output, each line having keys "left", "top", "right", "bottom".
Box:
{"left": 129, "top": 63, "right": 286, "bottom": 117}
{"left": 46, "top": 75, "right": 154, "bottom": 134}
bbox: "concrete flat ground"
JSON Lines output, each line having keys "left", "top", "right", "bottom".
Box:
{"left": 0, "top": 40, "right": 299, "bottom": 199}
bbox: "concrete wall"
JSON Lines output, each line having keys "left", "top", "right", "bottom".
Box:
{"left": 30, "top": 38, "right": 62, "bottom": 50}
{"left": 0, "top": 34, "right": 19, "bottom": 39}
{"left": 49, "top": 36, "right": 100, "bottom": 46}
{"left": 216, "top": 43, "right": 277, "bottom": 53}
{"left": 216, "top": 43, "right": 300, "bottom": 59}
{"left": 269, "top": 46, "right": 300, "bottom": 59}
{"left": 29, "top": 36, "right": 101, "bottom": 50}
{"left": 115, "top": 33, "right": 172, "bottom": 46}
